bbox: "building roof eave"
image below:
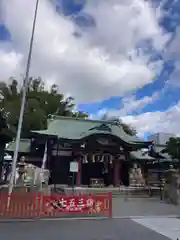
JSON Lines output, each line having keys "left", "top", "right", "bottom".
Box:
{"left": 31, "top": 129, "right": 149, "bottom": 148}
{"left": 6, "top": 138, "right": 31, "bottom": 153}
{"left": 30, "top": 130, "right": 57, "bottom": 139}
{"left": 130, "top": 150, "right": 156, "bottom": 161}
{"left": 31, "top": 116, "right": 150, "bottom": 145}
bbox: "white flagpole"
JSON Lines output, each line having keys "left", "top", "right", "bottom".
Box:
{"left": 40, "top": 141, "right": 47, "bottom": 188}
{"left": 8, "top": 0, "right": 40, "bottom": 201}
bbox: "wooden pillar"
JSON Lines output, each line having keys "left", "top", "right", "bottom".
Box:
{"left": 76, "top": 155, "right": 81, "bottom": 185}
{"left": 113, "top": 158, "right": 120, "bottom": 186}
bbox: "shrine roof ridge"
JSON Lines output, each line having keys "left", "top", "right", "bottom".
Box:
{"left": 47, "top": 115, "right": 120, "bottom": 125}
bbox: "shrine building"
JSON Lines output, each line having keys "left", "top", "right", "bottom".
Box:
{"left": 6, "top": 116, "right": 159, "bottom": 187}
{"left": 29, "top": 115, "right": 155, "bottom": 186}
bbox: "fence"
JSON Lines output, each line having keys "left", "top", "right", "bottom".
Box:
{"left": 0, "top": 192, "right": 112, "bottom": 219}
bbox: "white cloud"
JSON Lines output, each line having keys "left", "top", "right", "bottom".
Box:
{"left": 95, "top": 92, "right": 159, "bottom": 119}
{"left": 109, "top": 105, "right": 180, "bottom": 137}
{"left": 166, "top": 27, "right": 180, "bottom": 87}
{"left": 94, "top": 94, "right": 180, "bottom": 137}
{"left": 121, "top": 102, "right": 180, "bottom": 137}
{"left": 0, "top": 0, "right": 169, "bottom": 103}
{"left": 83, "top": 0, "right": 168, "bottom": 53}
{"left": 114, "top": 92, "right": 159, "bottom": 116}
{"left": 0, "top": 44, "right": 22, "bottom": 80}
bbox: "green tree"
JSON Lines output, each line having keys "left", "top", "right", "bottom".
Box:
{"left": 164, "top": 137, "right": 180, "bottom": 161}
{"left": 0, "top": 77, "right": 88, "bottom": 136}
{"left": 101, "top": 114, "right": 137, "bottom": 136}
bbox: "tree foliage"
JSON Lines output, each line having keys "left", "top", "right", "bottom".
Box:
{"left": 101, "top": 114, "right": 137, "bottom": 136}
{"left": 164, "top": 137, "right": 180, "bottom": 161}
{"left": 0, "top": 77, "right": 88, "bottom": 136}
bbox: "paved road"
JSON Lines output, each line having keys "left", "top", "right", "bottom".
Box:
{"left": 0, "top": 218, "right": 170, "bottom": 240}
{"left": 0, "top": 196, "right": 179, "bottom": 239}
{"left": 133, "top": 217, "right": 180, "bottom": 240}
{"left": 112, "top": 197, "right": 180, "bottom": 217}
{"left": 0, "top": 197, "right": 179, "bottom": 239}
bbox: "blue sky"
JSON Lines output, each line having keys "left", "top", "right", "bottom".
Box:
{"left": 74, "top": 0, "right": 180, "bottom": 114}
{"left": 54, "top": 0, "right": 180, "bottom": 114}
{"left": 59, "top": 0, "right": 180, "bottom": 136}
{"left": 1, "top": 0, "right": 180, "bottom": 137}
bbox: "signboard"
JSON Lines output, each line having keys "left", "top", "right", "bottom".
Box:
{"left": 0, "top": 192, "right": 112, "bottom": 218}
{"left": 69, "top": 161, "right": 78, "bottom": 172}
{"left": 42, "top": 194, "right": 111, "bottom": 215}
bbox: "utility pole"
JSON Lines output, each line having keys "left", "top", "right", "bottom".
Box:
{"left": 8, "top": 0, "right": 40, "bottom": 200}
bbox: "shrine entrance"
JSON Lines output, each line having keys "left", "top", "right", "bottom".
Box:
{"left": 81, "top": 161, "right": 104, "bottom": 186}
{"left": 49, "top": 138, "right": 129, "bottom": 187}
{"left": 78, "top": 134, "right": 127, "bottom": 187}
{"left": 81, "top": 157, "right": 114, "bottom": 186}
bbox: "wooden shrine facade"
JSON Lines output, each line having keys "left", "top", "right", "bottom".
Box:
{"left": 49, "top": 137, "right": 128, "bottom": 186}
{"left": 14, "top": 116, "right": 151, "bottom": 187}
{"left": 30, "top": 134, "right": 150, "bottom": 187}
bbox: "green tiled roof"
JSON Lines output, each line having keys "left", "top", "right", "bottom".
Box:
{"left": 130, "top": 149, "right": 173, "bottom": 162}
{"left": 154, "top": 145, "right": 172, "bottom": 160}
{"left": 6, "top": 139, "right": 31, "bottom": 153}
{"left": 32, "top": 116, "right": 149, "bottom": 145}
{"left": 130, "top": 150, "right": 155, "bottom": 160}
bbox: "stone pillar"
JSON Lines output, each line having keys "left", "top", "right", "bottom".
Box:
{"left": 76, "top": 156, "right": 81, "bottom": 185}
{"left": 113, "top": 158, "right": 120, "bottom": 186}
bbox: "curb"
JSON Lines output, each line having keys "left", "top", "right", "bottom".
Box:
{"left": 0, "top": 216, "right": 109, "bottom": 223}
{"left": 0, "top": 215, "right": 179, "bottom": 223}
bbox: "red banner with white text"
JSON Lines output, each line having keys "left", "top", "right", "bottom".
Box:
{"left": 0, "top": 192, "right": 112, "bottom": 218}
{"left": 42, "top": 193, "right": 112, "bottom": 217}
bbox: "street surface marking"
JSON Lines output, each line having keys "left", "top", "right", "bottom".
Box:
{"left": 132, "top": 217, "right": 180, "bottom": 240}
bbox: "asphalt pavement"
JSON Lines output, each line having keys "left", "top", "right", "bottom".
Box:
{"left": 1, "top": 197, "right": 179, "bottom": 239}
{"left": 112, "top": 197, "right": 180, "bottom": 217}
{"left": 0, "top": 218, "right": 170, "bottom": 240}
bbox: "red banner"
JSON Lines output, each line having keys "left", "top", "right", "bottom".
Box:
{"left": 42, "top": 193, "right": 111, "bottom": 216}
{"left": 0, "top": 192, "right": 112, "bottom": 218}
